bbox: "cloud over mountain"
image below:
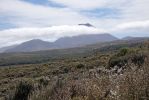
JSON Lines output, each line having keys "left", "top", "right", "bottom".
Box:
{"left": 0, "top": 0, "right": 149, "bottom": 47}
{"left": 0, "top": 25, "right": 106, "bottom": 47}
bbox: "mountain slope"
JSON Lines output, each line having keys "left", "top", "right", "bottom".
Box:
{"left": 0, "top": 37, "right": 148, "bottom": 66}
{"left": 122, "top": 36, "right": 135, "bottom": 40}
{"left": 5, "top": 39, "right": 53, "bottom": 53}
{"left": 54, "top": 33, "right": 118, "bottom": 48}
{"left": 4, "top": 33, "right": 118, "bottom": 53}
{"left": 0, "top": 45, "right": 18, "bottom": 53}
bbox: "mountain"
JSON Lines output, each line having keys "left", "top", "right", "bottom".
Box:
{"left": 5, "top": 39, "right": 53, "bottom": 53}
{"left": 0, "top": 45, "right": 18, "bottom": 53}
{"left": 122, "top": 36, "right": 149, "bottom": 41}
{"left": 4, "top": 33, "right": 118, "bottom": 53}
{"left": 122, "top": 36, "right": 135, "bottom": 40}
{"left": 0, "top": 37, "right": 149, "bottom": 66}
{"left": 53, "top": 34, "right": 118, "bottom": 48}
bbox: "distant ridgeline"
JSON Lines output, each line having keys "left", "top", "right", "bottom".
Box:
{"left": 1, "top": 33, "right": 118, "bottom": 53}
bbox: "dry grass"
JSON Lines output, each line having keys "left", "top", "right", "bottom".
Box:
{"left": 0, "top": 42, "right": 149, "bottom": 100}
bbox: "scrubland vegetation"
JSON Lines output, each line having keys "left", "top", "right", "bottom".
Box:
{"left": 0, "top": 40, "right": 149, "bottom": 100}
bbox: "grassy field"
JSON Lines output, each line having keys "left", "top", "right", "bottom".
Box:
{"left": 0, "top": 39, "right": 149, "bottom": 100}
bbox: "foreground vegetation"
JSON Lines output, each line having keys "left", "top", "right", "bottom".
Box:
{"left": 0, "top": 40, "right": 149, "bottom": 100}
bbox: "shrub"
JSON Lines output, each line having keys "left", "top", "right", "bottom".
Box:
{"left": 107, "top": 48, "right": 136, "bottom": 69}
{"left": 131, "top": 54, "right": 146, "bottom": 67}
{"left": 52, "top": 69, "right": 60, "bottom": 75}
{"left": 76, "top": 64, "right": 85, "bottom": 69}
{"left": 108, "top": 56, "right": 128, "bottom": 69}
{"left": 39, "top": 77, "right": 49, "bottom": 87}
{"left": 12, "top": 81, "right": 33, "bottom": 100}
{"left": 117, "top": 48, "right": 130, "bottom": 57}
{"left": 63, "top": 67, "right": 69, "bottom": 73}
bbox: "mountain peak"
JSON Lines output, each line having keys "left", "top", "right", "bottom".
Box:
{"left": 122, "top": 36, "right": 135, "bottom": 40}
{"left": 26, "top": 39, "right": 44, "bottom": 42}
{"left": 3, "top": 34, "right": 118, "bottom": 53}
{"left": 5, "top": 39, "right": 52, "bottom": 53}
{"left": 78, "top": 23, "right": 95, "bottom": 27}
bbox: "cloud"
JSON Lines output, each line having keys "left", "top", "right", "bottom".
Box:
{"left": 0, "top": 20, "right": 149, "bottom": 47}
{"left": 121, "top": 0, "right": 149, "bottom": 20}
{"left": 0, "top": 0, "right": 149, "bottom": 29}
{"left": 116, "top": 20, "right": 149, "bottom": 30}
{"left": 0, "top": 25, "right": 106, "bottom": 47}
{"left": 0, "top": 0, "right": 149, "bottom": 47}
{"left": 49, "top": 0, "right": 107, "bottom": 10}
{"left": 0, "top": 0, "right": 89, "bottom": 27}
{"left": 111, "top": 20, "right": 149, "bottom": 37}
{"left": 48, "top": 0, "right": 127, "bottom": 10}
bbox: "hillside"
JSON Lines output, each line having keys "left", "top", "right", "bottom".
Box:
{"left": 53, "top": 33, "right": 118, "bottom": 48}
{"left": 0, "top": 45, "right": 17, "bottom": 53}
{"left": 0, "top": 39, "right": 149, "bottom": 100}
{"left": 1, "top": 0, "right": 149, "bottom": 100}
{"left": 3, "top": 33, "right": 118, "bottom": 53}
{"left": 0, "top": 37, "right": 148, "bottom": 66}
{"left": 5, "top": 39, "right": 53, "bottom": 53}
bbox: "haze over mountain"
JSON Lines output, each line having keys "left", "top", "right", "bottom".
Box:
{"left": 0, "top": 45, "right": 18, "bottom": 53}
{"left": 121, "top": 36, "right": 149, "bottom": 41}
{"left": 0, "top": 0, "right": 149, "bottom": 48}
{"left": 4, "top": 33, "right": 118, "bottom": 53}
{"left": 5, "top": 39, "right": 53, "bottom": 53}
{"left": 54, "top": 33, "right": 117, "bottom": 48}
{"left": 122, "top": 36, "right": 135, "bottom": 40}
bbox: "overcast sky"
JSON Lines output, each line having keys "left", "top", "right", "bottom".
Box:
{"left": 0, "top": 0, "right": 149, "bottom": 47}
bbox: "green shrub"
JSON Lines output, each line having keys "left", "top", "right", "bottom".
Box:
{"left": 108, "top": 56, "right": 128, "bottom": 69}
{"left": 63, "top": 67, "right": 69, "bottom": 73}
{"left": 12, "top": 81, "right": 33, "bottom": 100}
{"left": 117, "top": 48, "right": 130, "bottom": 57}
{"left": 131, "top": 54, "right": 146, "bottom": 67}
{"left": 76, "top": 64, "right": 85, "bottom": 69}
{"left": 39, "top": 77, "right": 49, "bottom": 87}
{"left": 108, "top": 48, "right": 137, "bottom": 69}
{"left": 52, "top": 69, "right": 60, "bottom": 75}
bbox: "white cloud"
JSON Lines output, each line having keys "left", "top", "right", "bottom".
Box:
{"left": 0, "top": 20, "right": 149, "bottom": 47}
{"left": 0, "top": 25, "right": 106, "bottom": 47}
{"left": 49, "top": 0, "right": 127, "bottom": 10}
{"left": 0, "top": 0, "right": 149, "bottom": 29}
{"left": 116, "top": 20, "right": 149, "bottom": 30}
{"left": 0, "top": 0, "right": 149, "bottom": 47}
{"left": 121, "top": 0, "right": 149, "bottom": 20}
{"left": 111, "top": 20, "right": 149, "bottom": 37}
{"left": 0, "top": 0, "right": 89, "bottom": 27}
{"left": 49, "top": 0, "right": 107, "bottom": 10}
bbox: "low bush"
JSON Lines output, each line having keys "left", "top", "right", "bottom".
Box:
{"left": 12, "top": 81, "right": 33, "bottom": 100}
{"left": 131, "top": 53, "right": 146, "bottom": 67}
{"left": 117, "top": 48, "right": 130, "bottom": 57}
{"left": 108, "top": 56, "right": 128, "bottom": 69}
{"left": 76, "top": 64, "right": 85, "bottom": 69}
{"left": 39, "top": 77, "right": 49, "bottom": 87}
